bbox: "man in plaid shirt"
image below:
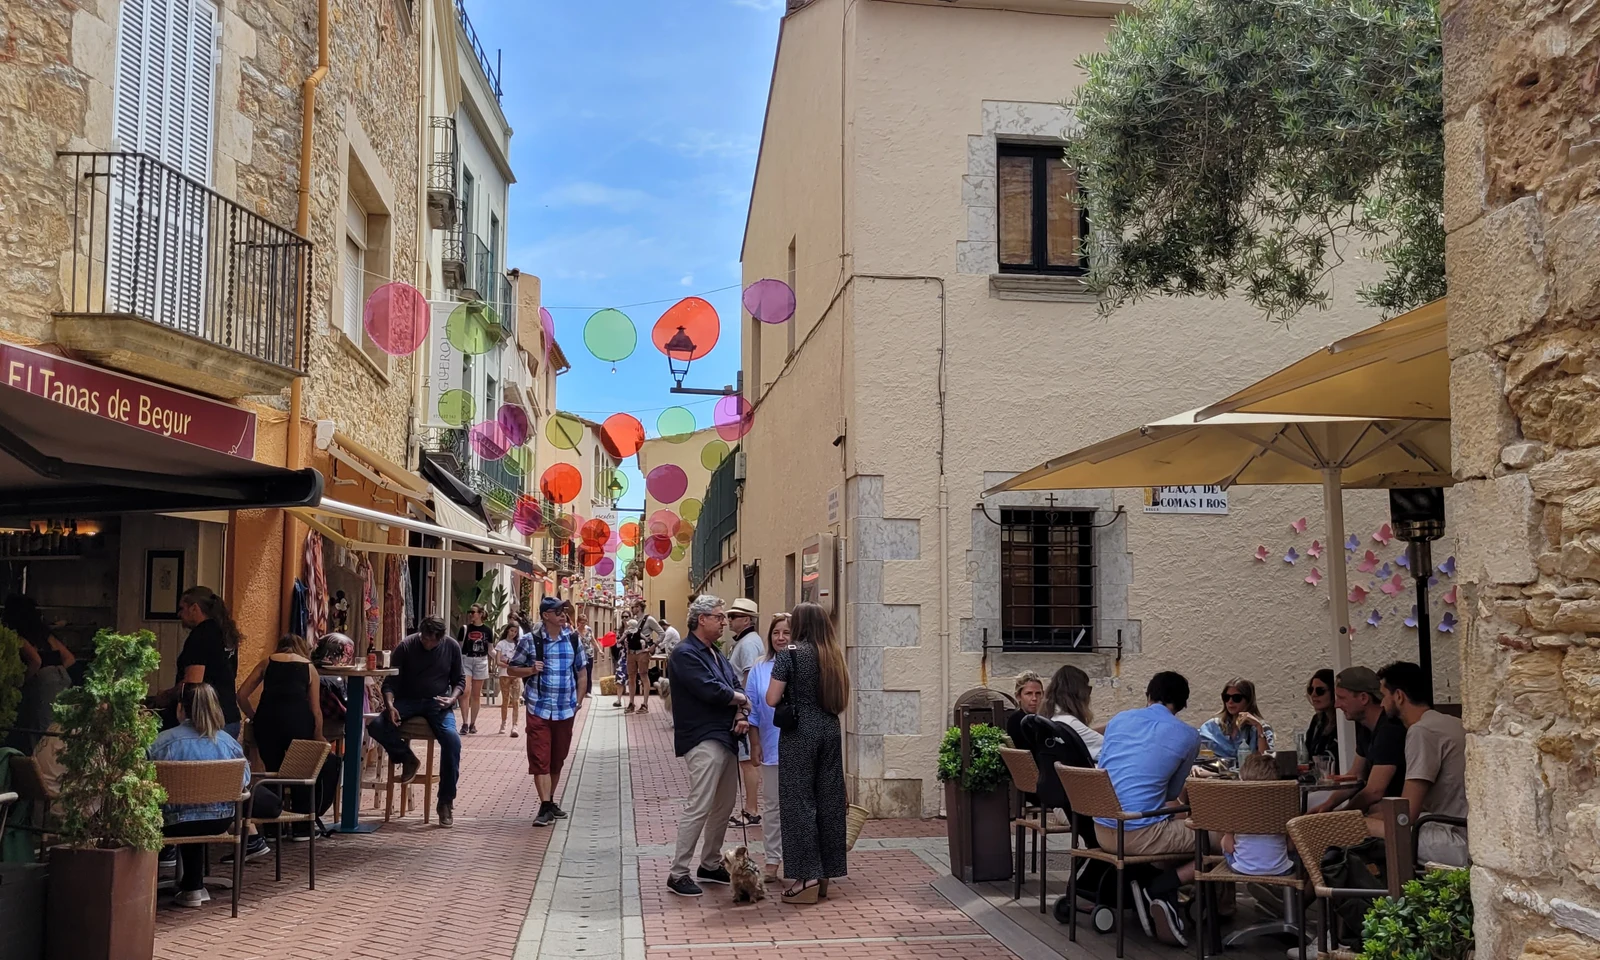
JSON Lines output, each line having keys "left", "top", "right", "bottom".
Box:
{"left": 506, "top": 596, "right": 590, "bottom": 826}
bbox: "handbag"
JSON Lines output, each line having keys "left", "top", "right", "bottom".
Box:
{"left": 771, "top": 648, "right": 798, "bottom": 731}
{"left": 1320, "top": 837, "right": 1387, "bottom": 941}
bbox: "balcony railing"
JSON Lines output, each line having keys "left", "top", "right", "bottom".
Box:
{"left": 419, "top": 424, "right": 523, "bottom": 516}
{"left": 466, "top": 232, "right": 493, "bottom": 301}
{"left": 455, "top": 0, "right": 503, "bottom": 102}
{"left": 690, "top": 453, "right": 739, "bottom": 586}
{"left": 59, "top": 151, "right": 308, "bottom": 371}
{"left": 427, "top": 117, "right": 459, "bottom": 231}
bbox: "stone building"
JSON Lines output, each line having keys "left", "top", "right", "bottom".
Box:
{"left": 1443, "top": 0, "right": 1600, "bottom": 952}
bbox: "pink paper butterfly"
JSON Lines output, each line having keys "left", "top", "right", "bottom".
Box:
{"left": 1372, "top": 523, "right": 1394, "bottom": 545}
{"left": 1305, "top": 567, "right": 1323, "bottom": 586}
{"left": 1290, "top": 517, "right": 1308, "bottom": 534}
{"left": 1284, "top": 547, "right": 1300, "bottom": 565}
{"left": 1357, "top": 550, "right": 1380, "bottom": 574}
{"left": 1308, "top": 540, "right": 1323, "bottom": 558}
{"left": 1348, "top": 585, "right": 1369, "bottom": 604}
{"left": 1443, "top": 585, "right": 1458, "bottom": 605}
{"left": 1380, "top": 573, "right": 1405, "bottom": 596}
{"left": 1254, "top": 545, "right": 1270, "bottom": 562}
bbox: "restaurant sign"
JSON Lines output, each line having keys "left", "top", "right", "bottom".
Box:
{"left": 1, "top": 342, "right": 258, "bottom": 459}
{"left": 1144, "top": 485, "right": 1229, "bottom": 515}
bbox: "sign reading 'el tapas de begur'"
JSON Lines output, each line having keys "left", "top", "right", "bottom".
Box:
{"left": 1, "top": 342, "right": 257, "bottom": 459}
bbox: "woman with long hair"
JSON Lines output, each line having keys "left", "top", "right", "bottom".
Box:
{"left": 1302, "top": 668, "right": 1338, "bottom": 761}
{"left": 457, "top": 603, "right": 493, "bottom": 734}
{"left": 162, "top": 586, "right": 243, "bottom": 737}
{"left": 745, "top": 612, "right": 791, "bottom": 884}
{"left": 237, "top": 634, "right": 319, "bottom": 770}
{"left": 495, "top": 622, "right": 523, "bottom": 737}
{"left": 1042, "top": 664, "right": 1104, "bottom": 759}
{"left": 765, "top": 603, "right": 849, "bottom": 903}
{"left": 148, "top": 683, "right": 250, "bottom": 907}
{"left": 1199, "top": 677, "right": 1276, "bottom": 760}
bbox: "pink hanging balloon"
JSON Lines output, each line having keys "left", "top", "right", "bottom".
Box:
{"left": 363, "top": 282, "right": 430, "bottom": 356}
{"left": 646, "top": 464, "right": 689, "bottom": 504}
{"left": 595, "top": 557, "right": 615, "bottom": 577}
{"left": 497, "top": 405, "right": 532, "bottom": 446}
{"left": 714, "top": 394, "right": 754, "bottom": 442}
{"left": 742, "top": 278, "right": 796, "bottom": 325}
{"left": 469, "top": 420, "right": 511, "bottom": 461}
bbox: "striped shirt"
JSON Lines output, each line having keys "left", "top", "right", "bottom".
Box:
{"left": 512, "top": 625, "right": 590, "bottom": 721}
{"left": 147, "top": 723, "right": 250, "bottom": 825}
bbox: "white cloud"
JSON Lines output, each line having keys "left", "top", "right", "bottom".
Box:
{"left": 537, "top": 181, "right": 653, "bottom": 213}
{"left": 680, "top": 275, "right": 694, "bottom": 286}
{"left": 667, "top": 129, "right": 759, "bottom": 159}
{"left": 730, "top": 0, "right": 784, "bottom": 10}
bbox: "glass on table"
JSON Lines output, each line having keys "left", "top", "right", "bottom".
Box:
{"left": 1313, "top": 754, "right": 1335, "bottom": 782}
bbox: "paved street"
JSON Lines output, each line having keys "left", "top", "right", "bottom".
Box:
{"left": 152, "top": 700, "right": 1026, "bottom": 960}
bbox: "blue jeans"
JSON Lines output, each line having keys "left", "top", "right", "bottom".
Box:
{"left": 367, "top": 700, "right": 461, "bottom": 804}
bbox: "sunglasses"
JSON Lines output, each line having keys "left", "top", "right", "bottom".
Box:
{"left": 1307, "top": 685, "right": 1329, "bottom": 696}
{"left": 1222, "top": 693, "right": 1248, "bottom": 704}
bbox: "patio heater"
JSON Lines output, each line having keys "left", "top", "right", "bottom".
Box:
{"left": 1389, "top": 486, "right": 1445, "bottom": 703}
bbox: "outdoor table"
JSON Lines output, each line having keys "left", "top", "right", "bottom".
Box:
{"left": 320, "top": 665, "right": 397, "bottom": 834}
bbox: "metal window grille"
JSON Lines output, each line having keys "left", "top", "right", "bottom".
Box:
{"left": 999, "top": 508, "right": 1095, "bottom": 651}
{"left": 690, "top": 454, "right": 739, "bottom": 586}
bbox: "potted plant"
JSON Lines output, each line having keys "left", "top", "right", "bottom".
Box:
{"left": 46, "top": 629, "right": 165, "bottom": 960}
{"left": 937, "top": 723, "right": 1013, "bottom": 883}
{"left": 0, "top": 623, "right": 24, "bottom": 735}
{"left": 1358, "top": 868, "right": 1473, "bottom": 959}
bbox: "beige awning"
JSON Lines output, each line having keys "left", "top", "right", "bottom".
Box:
{"left": 288, "top": 496, "right": 541, "bottom": 569}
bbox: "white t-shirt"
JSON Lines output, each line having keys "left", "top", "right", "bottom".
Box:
{"left": 493, "top": 639, "right": 518, "bottom": 664}
{"left": 1227, "top": 833, "right": 1294, "bottom": 876}
{"left": 662, "top": 625, "right": 681, "bottom": 653}
{"left": 1051, "top": 713, "right": 1105, "bottom": 760}
{"left": 729, "top": 630, "right": 766, "bottom": 683}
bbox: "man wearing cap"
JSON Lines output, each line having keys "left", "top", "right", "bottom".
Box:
{"left": 725, "top": 598, "right": 765, "bottom": 827}
{"left": 506, "top": 596, "right": 590, "bottom": 827}
{"left": 1310, "top": 666, "right": 1407, "bottom": 814}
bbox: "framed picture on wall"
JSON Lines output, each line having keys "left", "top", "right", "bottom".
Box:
{"left": 145, "top": 550, "right": 185, "bottom": 620}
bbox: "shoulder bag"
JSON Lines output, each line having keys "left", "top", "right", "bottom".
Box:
{"left": 772, "top": 649, "right": 798, "bottom": 732}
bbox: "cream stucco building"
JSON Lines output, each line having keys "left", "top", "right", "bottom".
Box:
{"left": 729, "top": 0, "right": 1460, "bottom": 816}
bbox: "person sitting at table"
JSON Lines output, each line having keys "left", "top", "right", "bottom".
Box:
{"left": 148, "top": 683, "right": 250, "bottom": 908}
{"left": 1367, "top": 661, "right": 1468, "bottom": 866}
{"left": 366, "top": 616, "right": 464, "bottom": 828}
{"left": 1042, "top": 664, "right": 1103, "bottom": 760}
{"left": 1302, "top": 668, "right": 1339, "bottom": 761}
{"left": 1198, "top": 677, "right": 1275, "bottom": 761}
{"left": 1095, "top": 671, "right": 1201, "bottom": 948}
{"left": 1220, "top": 753, "right": 1296, "bottom": 878}
{"left": 1005, "top": 671, "right": 1044, "bottom": 745}
{"left": 1310, "top": 666, "right": 1406, "bottom": 814}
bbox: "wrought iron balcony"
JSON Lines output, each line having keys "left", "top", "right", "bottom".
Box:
{"left": 455, "top": 0, "right": 503, "bottom": 102}
{"left": 56, "top": 151, "right": 309, "bottom": 398}
{"left": 427, "top": 117, "right": 460, "bottom": 230}
{"left": 419, "top": 424, "right": 524, "bottom": 517}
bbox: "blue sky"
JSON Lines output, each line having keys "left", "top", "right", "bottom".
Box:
{"left": 472, "top": 0, "right": 782, "bottom": 512}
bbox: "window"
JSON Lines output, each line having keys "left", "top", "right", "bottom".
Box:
{"left": 785, "top": 552, "right": 796, "bottom": 610}
{"left": 749, "top": 308, "right": 762, "bottom": 402}
{"left": 1000, "top": 508, "right": 1095, "bottom": 651}
{"left": 342, "top": 143, "right": 394, "bottom": 373}
{"left": 786, "top": 237, "right": 797, "bottom": 358}
{"left": 997, "top": 143, "right": 1087, "bottom": 275}
{"left": 342, "top": 194, "right": 367, "bottom": 343}
{"left": 461, "top": 168, "right": 475, "bottom": 236}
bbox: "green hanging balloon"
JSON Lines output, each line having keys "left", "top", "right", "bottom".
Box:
{"left": 658, "top": 406, "right": 695, "bottom": 442}
{"left": 700, "top": 439, "right": 730, "bottom": 471}
{"left": 670, "top": 543, "right": 686, "bottom": 562}
{"left": 438, "top": 388, "right": 475, "bottom": 427}
{"left": 503, "top": 446, "right": 533, "bottom": 478}
{"left": 604, "top": 468, "right": 629, "bottom": 500}
{"left": 545, "top": 412, "right": 584, "bottom": 451}
{"left": 583, "top": 308, "right": 636, "bottom": 363}
{"left": 447, "top": 300, "right": 500, "bottom": 356}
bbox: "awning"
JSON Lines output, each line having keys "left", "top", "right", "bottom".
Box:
{"left": 287, "top": 496, "right": 542, "bottom": 570}
{"left": 0, "top": 342, "right": 322, "bottom": 519}
{"left": 327, "top": 430, "right": 428, "bottom": 504}
{"left": 418, "top": 449, "right": 491, "bottom": 526}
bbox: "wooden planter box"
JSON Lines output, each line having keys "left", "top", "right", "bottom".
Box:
{"left": 46, "top": 847, "right": 156, "bottom": 960}
{"left": 0, "top": 861, "right": 47, "bottom": 960}
{"left": 945, "top": 779, "right": 1013, "bottom": 884}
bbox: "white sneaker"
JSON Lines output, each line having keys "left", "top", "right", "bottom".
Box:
{"left": 1128, "top": 879, "right": 1154, "bottom": 937}
{"left": 173, "top": 888, "right": 211, "bottom": 908}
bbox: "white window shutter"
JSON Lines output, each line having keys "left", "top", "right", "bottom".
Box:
{"left": 344, "top": 237, "right": 365, "bottom": 342}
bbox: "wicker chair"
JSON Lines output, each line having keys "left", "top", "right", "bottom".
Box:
{"left": 1056, "top": 763, "right": 1191, "bottom": 959}
{"left": 998, "top": 746, "right": 1073, "bottom": 914}
{"left": 384, "top": 717, "right": 440, "bottom": 822}
{"left": 1286, "top": 811, "right": 1381, "bottom": 960}
{"left": 153, "top": 759, "right": 251, "bottom": 918}
{"left": 1185, "top": 778, "right": 1311, "bottom": 959}
{"left": 249, "top": 740, "right": 332, "bottom": 888}
{"left": 5, "top": 757, "right": 58, "bottom": 862}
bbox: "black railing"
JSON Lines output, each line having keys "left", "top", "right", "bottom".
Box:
{"left": 455, "top": 0, "right": 502, "bottom": 102}
{"left": 59, "top": 151, "right": 309, "bottom": 370}
{"left": 690, "top": 453, "right": 739, "bottom": 586}
{"left": 419, "top": 424, "right": 522, "bottom": 515}
{"left": 427, "top": 117, "right": 460, "bottom": 232}
{"left": 467, "top": 231, "right": 493, "bottom": 300}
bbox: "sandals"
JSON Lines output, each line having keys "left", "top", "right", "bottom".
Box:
{"left": 782, "top": 879, "right": 828, "bottom": 904}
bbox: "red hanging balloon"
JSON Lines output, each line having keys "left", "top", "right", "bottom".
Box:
{"left": 540, "top": 463, "right": 582, "bottom": 504}
{"left": 645, "top": 557, "right": 664, "bottom": 577}
{"left": 619, "top": 521, "right": 641, "bottom": 547}
{"left": 651, "top": 296, "right": 720, "bottom": 360}
{"left": 363, "top": 282, "right": 430, "bottom": 356}
{"left": 581, "top": 518, "right": 611, "bottom": 545}
{"left": 600, "top": 413, "right": 647, "bottom": 459}
{"left": 578, "top": 542, "right": 605, "bottom": 568}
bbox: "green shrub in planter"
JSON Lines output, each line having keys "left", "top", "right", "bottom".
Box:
{"left": 937, "top": 723, "right": 1008, "bottom": 793}
{"left": 0, "top": 624, "right": 24, "bottom": 736}
{"left": 1360, "top": 868, "right": 1473, "bottom": 960}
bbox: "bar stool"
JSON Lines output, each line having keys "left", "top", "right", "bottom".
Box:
{"left": 384, "top": 717, "right": 440, "bottom": 823}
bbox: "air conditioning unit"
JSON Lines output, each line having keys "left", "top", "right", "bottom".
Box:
{"left": 426, "top": 189, "right": 459, "bottom": 230}
{"left": 733, "top": 450, "right": 747, "bottom": 482}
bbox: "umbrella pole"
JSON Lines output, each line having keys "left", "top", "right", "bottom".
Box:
{"left": 1321, "top": 467, "right": 1357, "bottom": 769}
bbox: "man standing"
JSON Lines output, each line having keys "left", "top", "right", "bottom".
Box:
{"left": 725, "top": 598, "right": 764, "bottom": 827}
{"left": 507, "top": 596, "right": 590, "bottom": 827}
{"left": 367, "top": 616, "right": 464, "bottom": 827}
{"left": 665, "top": 594, "right": 749, "bottom": 897}
{"left": 1311, "top": 667, "right": 1407, "bottom": 814}
{"left": 1368, "top": 661, "right": 1468, "bottom": 865}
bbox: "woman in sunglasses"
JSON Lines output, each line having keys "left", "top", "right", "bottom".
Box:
{"left": 1198, "top": 678, "right": 1276, "bottom": 762}
{"left": 1301, "top": 669, "right": 1338, "bottom": 761}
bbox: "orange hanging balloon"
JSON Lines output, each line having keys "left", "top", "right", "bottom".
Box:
{"left": 645, "top": 557, "right": 664, "bottom": 577}
{"left": 540, "top": 463, "right": 582, "bottom": 505}
{"left": 651, "top": 297, "right": 720, "bottom": 361}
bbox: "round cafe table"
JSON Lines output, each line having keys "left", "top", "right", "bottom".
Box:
{"left": 319, "top": 664, "right": 397, "bottom": 834}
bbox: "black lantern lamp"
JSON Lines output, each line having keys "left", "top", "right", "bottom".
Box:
{"left": 665, "top": 326, "right": 696, "bottom": 389}
{"left": 1390, "top": 486, "right": 1446, "bottom": 702}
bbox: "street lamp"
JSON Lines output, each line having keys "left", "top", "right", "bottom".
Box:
{"left": 664, "top": 325, "right": 696, "bottom": 388}
{"left": 1390, "top": 487, "right": 1446, "bottom": 703}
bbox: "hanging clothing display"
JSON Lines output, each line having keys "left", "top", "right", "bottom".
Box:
{"left": 289, "top": 578, "right": 310, "bottom": 641}
{"left": 362, "top": 557, "right": 380, "bottom": 643}
{"left": 383, "top": 553, "right": 405, "bottom": 649}
{"left": 302, "top": 530, "right": 328, "bottom": 644}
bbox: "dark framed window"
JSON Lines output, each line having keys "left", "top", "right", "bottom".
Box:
{"left": 997, "top": 142, "right": 1088, "bottom": 275}
{"left": 1000, "top": 508, "right": 1095, "bottom": 651}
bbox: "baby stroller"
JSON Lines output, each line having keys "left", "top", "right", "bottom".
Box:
{"left": 1016, "top": 715, "right": 1162, "bottom": 938}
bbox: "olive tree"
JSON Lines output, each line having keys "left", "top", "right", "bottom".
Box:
{"left": 1065, "top": 0, "right": 1443, "bottom": 321}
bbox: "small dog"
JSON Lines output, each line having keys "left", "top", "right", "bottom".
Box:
{"left": 657, "top": 676, "right": 672, "bottom": 719}
{"left": 723, "top": 845, "right": 765, "bottom": 904}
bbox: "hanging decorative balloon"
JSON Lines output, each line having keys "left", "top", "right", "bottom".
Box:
{"left": 604, "top": 530, "right": 622, "bottom": 554}
{"left": 438, "top": 388, "right": 475, "bottom": 428}
{"left": 645, "top": 557, "right": 664, "bottom": 577}
{"left": 498, "top": 405, "right": 532, "bottom": 446}
{"left": 539, "top": 306, "right": 556, "bottom": 362}
{"left": 657, "top": 406, "right": 696, "bottom": 442}
{"left": 673, "top": 519, "right": 695, "bottom": 545}
{"left": 643, "top": 534, "right": 673, "bottom": 560}
{"left": 502, "top": 446, "right": 533, "bottom": 478}
{"left": 513, "top": 496, "right": 545, "bottom": 535}
{"left": 545, "top": 412, "right": 585, "bottom": 450}
{"left": 670, "top": 543, "right": 687, "bottom": 562}
{"left": 700, "top": 439, "right": 730, "bottom": 471}
{"left": 646, "top": 464, "right": 689, "bottom": 504}
{"left": 680, "top": 498, "right": 703, "bottom": 523}
{"left": 619, "top": 521, "right": 641, "bottom": 547}
{"left": 743, "top": 278, "right": 796, "bottom": 325}
{"left": 647, "top": 509, "right": 680, "bottom": 538}
{"left": 653, "top": 297, "right": 721, "bottom": 387}
{"left": 447, "top": 300, "right": 501, "bottom": 355}
{"left": 578, "top": 542, "right": 605, "bottom": 568}
{"left": 595, "top": 557, "right": 616, "bottom": 577}
{"left": 581, "top": 518, "right": 611, "bottom": 545}
{"left": 548, "top": 513, "right": 576, "bottom": 541}
{"left": 363, "top": 282, "right": 430, "bottom": 356}
{"left": 617, "top": 544, "right": 636, "bottom": 564}
{"left": 714, "top": 394, "right": 755, "bottom": 442}
{"left": 540, "top": 463, "right": 583, "bottom": 505}
{"left": 583, "top": 308, "right": 636, "bottom": 365}
{"left": 469, "top": 421, "right": 511, "bottom": 461}
{"left": 600, "top": 413, "right": 647, "bottom": 459}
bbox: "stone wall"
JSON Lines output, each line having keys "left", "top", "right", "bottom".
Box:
{"left": 1443, "top": 0, "right": 1600, "bottom": 953}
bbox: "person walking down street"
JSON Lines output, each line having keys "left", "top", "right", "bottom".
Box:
{"left": 613, "top": 619, "right": 630, "bottom": 709}
{"left": 457, "top": 604, "right": 494, "bottom": 734}
{"left": 626, "top": 602, "right": 664, "bottom": 714}
{"left": 366, "top": 616, "right": 464, "bottom": 827}
{"left": 766, "top": 602, "right": 849, "bottom": 904}
{"left": 665, "top": 594, "right": 750, "bottom": 898}
{"left": 745, "top": 612, "right": 791, "bottom": 884}
{"left": 726, "top": 597, "right": 765, "bottom": 827}
{"left": 577, "top": 617, "right": 599, "bottom": 693}
{"left": 507, "top": 596, "right": 590, "bottom": 827}
{"left": 495, "top": 623, "right": 522, "bottom": 738}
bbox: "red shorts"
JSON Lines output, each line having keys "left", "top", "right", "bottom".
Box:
{"left": 526, "top": 713, "right": 575, "bottom": 781}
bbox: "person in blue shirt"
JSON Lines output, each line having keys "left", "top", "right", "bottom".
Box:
{"left": 744, "top": 612, "right": 790, "bottom": 884}
{"left": 506, "top": 596, "right": 590, "bottom": 827}
{"left": 1197, "top": 677, "right": 1276, "bottom": 761}
{"left": 1094, "top": 671, "right": 1200, "bottom": 947}
{"left": 148, "top": 682, "right": 250, "bottom": 908}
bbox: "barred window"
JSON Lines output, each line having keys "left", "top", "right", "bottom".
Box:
{"left": 1000, "top": 508, "right": 1095, "bottom": 651}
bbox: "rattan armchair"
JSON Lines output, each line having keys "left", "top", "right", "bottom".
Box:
{"left": 1285, "top": 811, "right": 1382, "bottom": 960}
{"left": 998, "top": 746, "right": 1073, "bottom": 914}
{"left": 250, "top": 739, "right": 332, "bottom": 888}
{"left": 153, "top": 759, "right": 251, "bottom": 918}
{"left": 1056, "top": 763, "right": 1191, "bottom": 959}
{"left": 1185, "top": 778, "right": 1311, "bottom": 959}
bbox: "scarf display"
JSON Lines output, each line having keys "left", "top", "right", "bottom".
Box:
{"left": 383, "top": 553, "right": 404, "bottom": 649}
{"left": 302, "top": 531, "right": 328, "bottom": 644}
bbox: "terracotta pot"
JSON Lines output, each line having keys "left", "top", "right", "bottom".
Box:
{"left": 46, "top": 847, "right": 156, "bottom": 960}
{"left": 944, "top": 779, "right": 1014, "bottom": 884}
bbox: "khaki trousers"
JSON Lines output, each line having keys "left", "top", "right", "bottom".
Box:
{"left": 760, "top": 764, "right": 783, "bottom": 870}
{"left": 671, "top": 740, "right": 740, "bottom": 880}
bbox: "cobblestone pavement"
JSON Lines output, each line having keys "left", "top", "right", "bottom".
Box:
{"left": 151, "top": 699, "right": 1022, "bottom": 960}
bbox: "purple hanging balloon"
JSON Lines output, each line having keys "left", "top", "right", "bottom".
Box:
{"left": 540, "top": 306, "right": 556, "bottom": 362}
{"left": 742, "top": 278, "right": 796, "bottom": 325}
{"left": 469, "top": 420, "right": 511, "bottom": 461}
{"left": 497, "top": 405, "right": 532, "bottom": 446}
{"left": 645, "top": 464, "right": 689, "bottom": 504}
{"left": 595, "top": 557, "right": 615, "bottom": 577}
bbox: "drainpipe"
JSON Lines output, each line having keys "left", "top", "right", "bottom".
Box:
{"left": 281, "top": 0, "right": 330, "bottom": 632}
